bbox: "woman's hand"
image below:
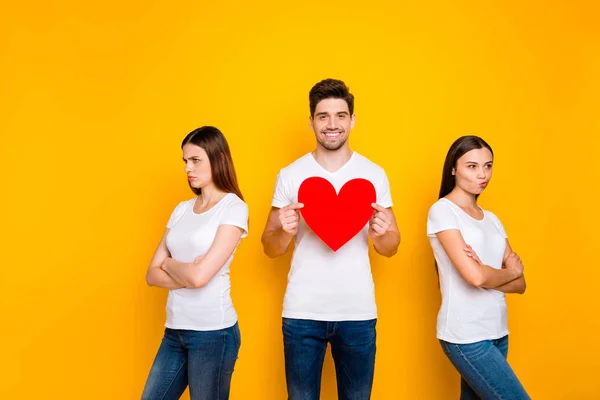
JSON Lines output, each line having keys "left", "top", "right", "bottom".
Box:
{"left": 160, "top": 257, "right": 174, "bottom": 271}
{"left": 504, "top": 252, "right": 524, "bottom": 277}
{"left": 464, "top": 244, "right": 482, "bottom": 265}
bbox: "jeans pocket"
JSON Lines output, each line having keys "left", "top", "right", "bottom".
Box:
{"left": 232, "top": 323, "right": 241, "bottom": 348}
{"left": 338, "top": 319, "right": 377, "bottom": 348}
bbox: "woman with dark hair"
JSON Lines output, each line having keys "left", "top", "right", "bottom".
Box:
{"left": 142, "top": 126, "right": 248, "bottom": 400}
{"left": 427, "top": 136, "right": 530, "bottom": 399}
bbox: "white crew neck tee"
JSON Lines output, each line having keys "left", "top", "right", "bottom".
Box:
{"left": 271, "top": 152, "right": 393, "bottom": 321}
{"left": 164, "top": 193, "right": 248, "bottom": 331}
{"left": 427, "top": 198, "right": 509, "bottom": 344}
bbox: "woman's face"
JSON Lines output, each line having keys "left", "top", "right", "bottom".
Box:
{"left": 183, "top": 143, "right": 212, "bottom": 190}
{"left": 453, "top": 147, "right": 493, "bottom": 196}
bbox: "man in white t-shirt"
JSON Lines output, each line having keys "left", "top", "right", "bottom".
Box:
{"left": 261, "top": 79, "right": 401, "bottom": 400}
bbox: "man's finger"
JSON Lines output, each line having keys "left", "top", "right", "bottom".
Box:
{"left": 375, "top": 212, "right": 389, "bottom": 224}
{"left": 284, "top": 216, "right": 299, "bottom": 224}
{"left": 371, "top": 203, "right": 387, "bottom": 213}
{"left": 283, "top": 203, "right": 304, "bottom": 211}
{"left": 373, "top": 217, "right": 387, "bottom": 228}
{"left": 283, "top": 210, "right": 300, "bottom": 218}
{"left": 371, "top": 224, "right": 386, "bottom": 235}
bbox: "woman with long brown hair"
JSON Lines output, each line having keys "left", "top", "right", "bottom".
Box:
{"left": 142, "top": 126, "right": 248, "bottom": 400}
{"left": 427, "top": 135, "right": 530, "bottom": 399}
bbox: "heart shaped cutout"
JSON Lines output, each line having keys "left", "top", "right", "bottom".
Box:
{"left": 298, "top": 177, "right": 376, "bottom": 252}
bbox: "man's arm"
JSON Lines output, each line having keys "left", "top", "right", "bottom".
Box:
{"left": 261, "top": 204, "right": 303, "bottom": 258}
{"left": 369, "top": 203, "right": 401, "bottom": 257}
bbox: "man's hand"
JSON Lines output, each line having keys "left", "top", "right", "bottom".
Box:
{"left": 278, "top": 203, "right": 304, "bottom": 235}
{"left": 369, "top": 203, "right": 393, "bottom": 238}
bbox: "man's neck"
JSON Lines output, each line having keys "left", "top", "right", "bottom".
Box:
{"left": 312, "top": 146, "right": 353, "bottom": 173}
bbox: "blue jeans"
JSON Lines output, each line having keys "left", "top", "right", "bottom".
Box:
{"left": 440, "top": 336, "right": 530, "bottom": 400}
{"left": 142, "top": 323, "right": 241, "bottom": 400}
{"left": 282, "top": 318, "right": 377, "bottom": 400}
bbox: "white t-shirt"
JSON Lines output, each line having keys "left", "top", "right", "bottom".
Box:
{"left": 427, "top": 198, "right": 509, "bottom": 344}
{"left": 271, "top": 152, "right": 393, "bottom": 321}
{"left": 164, "top": 193, "right": 248, "bottom": 331}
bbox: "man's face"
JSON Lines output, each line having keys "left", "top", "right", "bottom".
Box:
{"left": 310, "top": 98, "right": 355, "bottom": 151}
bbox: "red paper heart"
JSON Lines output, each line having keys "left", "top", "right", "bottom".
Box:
{"left": 298, "top": 177, "right": 376, "bottom": 252}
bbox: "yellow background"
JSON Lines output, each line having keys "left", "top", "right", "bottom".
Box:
{"left": 2, "top": 0, "right": 599, "bottom": 398}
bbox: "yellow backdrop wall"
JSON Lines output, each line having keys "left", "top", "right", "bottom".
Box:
{"left": 2, "top": 0, "right": 599, "bottom": 398}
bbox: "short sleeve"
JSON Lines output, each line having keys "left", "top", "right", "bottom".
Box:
{"left": 376, "top": 169, "right": 393, "bottom": 208}
{"left": 427, "top": 200, "right": 461, "bottom": 237}
{"left": 220, "top": 200, "right": 249, "bottom": 238}
{"left": 488, "top": 212, "right": 508, "bottom": 238}
{"left": 166, "top": 201, "right": 191, "bottom": 229}
{"left": 271, "top": 171, "right": 291, "bottom": 208}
